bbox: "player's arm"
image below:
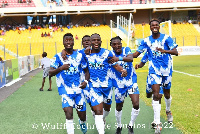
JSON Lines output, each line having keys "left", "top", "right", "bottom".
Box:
{"left": 108, "top": 54, "right": 133, "bottom": 64}
{"left": 132, "top": 51, "right": 141, "bottom": 58}
{"left": 79, "top": 67, "right": 90, "bottom": 89}
{"left": 49, "top": 64, "right": 70, "bottom": 77}
{"left": 156, "top": 47, "right": 178, "bottom": 56}
{"left": 112, "top": 64, "right": 127, "bottom": 77}
{"left": 135, "top": 62, "right": 146, "bottom": 69}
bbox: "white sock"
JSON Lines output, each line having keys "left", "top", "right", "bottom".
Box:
{"left": 66, "top": 119, "right": 74, "bottom": 134}
{"left": 115, "top": 109, "right": 122, "bottom": 128}
{"left": 95, "top": 115, "right": 104, "bottom": 134}
{"left": 129, "top": 108, "right": 140, "bottom": 126}
{"left": 91, "top": 110, "right": 95, "bottom": 119}
{"left": 152, "top": 100, "right": 161, "bottom": 124}
{"left": 103, "top": 109, "right": 110, "bottom": 120}
{"left": 165, "top": 96, "right": 172, "bottom": 111}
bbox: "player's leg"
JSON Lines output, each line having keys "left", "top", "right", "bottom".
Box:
{"left": 83, "top": 88, "right": 95, "bottom": 118}
{"left": 76, "top": 93, "right": 87, "bottom": 134}
{"left": 128, "top": 83, "right": 140, "bottom": 134}
{"left": 90, "top": 87, "right": 104, "bottom": 134}
{"left": 61, "top": 94, "right": 74, "bottom": 134}
{"left": 163, "top": 75, "right": 173, "bottom": 123}
{"left": 150, "top": 74, "right": 162, "bottom": 134}
{"left": 114, "top": 87, "right": 126, "bottom": 134}
{"left": 102, "top": 87, "right": 113, "bottom": 124}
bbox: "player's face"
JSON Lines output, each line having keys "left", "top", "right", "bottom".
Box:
{"left": 111, "top": 39, "right": 122, "bottom": 54}
{"left": 91, "top": 34, "right": 101, "bottom": 50}
{"left": 63, "top": 36, "right": 74, "bottom": 50}
{"left": 82, "top": 37, "right": 91, "bottom": 49}
{"left": 150, "top": 21, "right": 160, "bottom": 34}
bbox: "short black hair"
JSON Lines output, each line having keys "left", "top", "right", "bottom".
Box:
{"left": 91, "top": 33, "right": 101, "bottom": 38}
{"left": 149, "top": 18, "right": 160, "bottom": 25}
{"left": 110, "top": 36, "right": 122, "bottom": 46}
{"left": 42, "top": 52, "right": 47, "bottom": 57}
{"left": 82, "top": 35, "right": 90, "bottom": 41}
{"left": 63, "top": 33, "right": 73, "bottom": 41}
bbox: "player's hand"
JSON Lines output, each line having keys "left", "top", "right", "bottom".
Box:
{"left": 79, "top": 81, "right": 87, "bottom": 89}
{"left": 135, "top": 64, "right": 139, "bottom": 69}
{"left": 61, "top": 49, "right": 68, "bottom": 60}
{"left": 60, "top": 64, "right": 70, "bottom": 71}
{"left": 121, "top": 69, "right": 127, "bottom": 77}
{"left": 108, "top": 57, "right": 119, "bottom": 64}
{"left": 84, "top": 46, "right": 91, "bottom": 55}
{"left": 156, "top": 47, "right": 165, "bottom": 53}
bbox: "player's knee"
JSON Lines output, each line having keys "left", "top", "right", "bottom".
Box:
{"left": 116, "top": 104, "right": 123, "bottom": 111}
{"left": 153, "top": 93, "right": 161, "bottom": 100}
{"left": 146, "top": 93, "right": 152, "bottom": 98}
{"left": 63, "top": 109, "right": 73, "bottom": 119}
{"left": 95, "top": 110, "right": 103, "bottom": 115}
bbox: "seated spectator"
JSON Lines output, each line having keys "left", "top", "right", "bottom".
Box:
{"left": 0, "top": 57, "right": 4, "bottom": 63}
{"left": 18, "top": 30, "right": 21, "bottom": 34}
{"left": 88, "top": 0, "right": 91, "bottom": 4}
{"left": 75, "top": 24, "right": 79, "bottom": 28}
{"left": 2, "top": 1, "right": 5, "bottom": 8}
{"left": 60, "top": 27, "right": 63, "bottom": 32}
{"left": 44, "top": 32, "right": 47, "bottom": 37}
{"left": 5, "top": 1, "right": 8, "bottom": 6}
{"left": 75, "top": 35, "right": 78, "bottom": 40}
{"left": 47, "top": 32, "right": 50, "bottom": 36}
{"left": 41, "top": 32, "right": 44, "bottom": 37}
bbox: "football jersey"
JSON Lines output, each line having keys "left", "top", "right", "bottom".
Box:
{"left": 51, "top": 50, "right": 87, "bottom": 95}
{"left": 137, "top": 33, "right": 177, "bottom": 76}
{"left": 85, "top": 48, "right": 115, "bottom": 88}
{"left": 111, "top": 47, "right": 137, "bottom": 89}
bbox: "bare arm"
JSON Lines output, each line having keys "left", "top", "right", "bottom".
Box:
{"left": 132, "top": 51, "right": 141, "bottom": 58}
{"left": 79, "top": 67, "right": 90, "bottom": 89}
{"left": 156, "top": 47, "right": 178, "bottom": 56}
{"left": 135, "top": 62, "right": 146, "bottom": 69}
{"left": 112, "top": 64, "right": 127, "bottom": 77}
{"left": 108, "top": 54, "right": 133, "bottom": 64}
{"left": 49, "top": 64, "right": 70, "bottom": 77}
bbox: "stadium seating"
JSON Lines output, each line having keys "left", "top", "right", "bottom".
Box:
{"left": 0, "top": 0, "right": 35, "bottom": 8}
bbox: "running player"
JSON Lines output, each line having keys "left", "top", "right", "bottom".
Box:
{"left": 132, "top": 19, "right": 178, "bottom": 134}
{"left": 49, "top": 33, "right": 89, "bottom": 134}
{"left": 108, "top": 36, "right": 140, "bottom": 134}
{"left": 85, "top": 33, "right": 127, "bottom": 134}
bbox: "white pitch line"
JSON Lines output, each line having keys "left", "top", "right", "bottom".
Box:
{"left": 173, "top": 70, "right": 200, "bottom": 78}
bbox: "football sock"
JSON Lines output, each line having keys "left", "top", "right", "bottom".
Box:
{"left": 129, "top": 108, "right": 140, "bottom": 126}
{"left": 115, "top": 109, "right": 122, "bottom": 128}
{"left": 95, "top": 115, "right": 104, "bottom": 134}
{"left": 66, "top": 119, "right": 74, "bottom": 134}
{"left": 152, "top": 100, "right": 161, "bottom": 124}
{"left": 165, "top": 96, "right": 172, "bottom": 111}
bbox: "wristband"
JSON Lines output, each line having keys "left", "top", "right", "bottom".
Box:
{"left": 118, "top": 56, "right": 123, "bottom": 61}
{"left": 84, "top": 80, "right": 88, "bottom": 85}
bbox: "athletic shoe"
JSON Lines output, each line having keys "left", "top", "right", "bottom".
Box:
{"left": 47, "top": 89, "right": 52, "bottom": 91}
{"left": 151, "top": 121, "right": 156, "bottom": 129}
{"left": 155, "top": 123, "right": 162, "bottom": 134}
{"left": 39, "top": 88, "right": 43, "bottom": 91}
{"left": 166, "top": 110, "right": 173, "bottom": 123}
{"left": 79, "top": 119, "right": 87, "bottom": 134}
{"left": 127, "top": 125, "right": 134, "bottom": 134}
{"left": 115, "top": 127, "right": 122, "bottom": 134}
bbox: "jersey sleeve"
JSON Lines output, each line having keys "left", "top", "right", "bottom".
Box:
{"left": 167, "top": 36, "right": 178, "bottom": 50}
{"left": 108, "top": 50, "right": 117, "bottom": 66}
{"left": 50, "top": 54, "right": 59, "bottom": 69}
{"left": 125, "top": 47, "right": 132, "bottom": 55}
{"left": 81, "top": 53, "right": 87, "bottom": 69}
{"left": 137, "top": 40, "right": 146, "bottom": 53}
{"left": 141, "top": 52, "right": 148, "bottom": 63}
